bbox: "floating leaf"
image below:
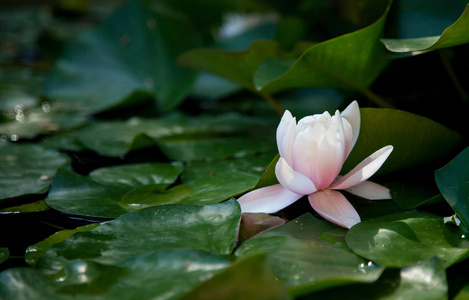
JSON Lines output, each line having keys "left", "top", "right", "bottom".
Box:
{"left": 235, "top": 214, "right": 383, "bottom": 296}
{"left": 89, "top": 162, "right": 183, "bottom": 188}
{"left": 44, "top": 0, "right": 201, "bottom": 114}
{"left": 435, "top": 147, "right": 469, "bottom": 228}
{"left": 2, "top": 250, "right": 229, "bottom": 299}
{"left": 346, "top": 210, "right": 469, "bottom": 268}
{"left": 306, "top": 257, "right": 447, "bottom": 300}
{"left": 381, "top": 3, "right": 469, "bottom": 53}
{"left": 0, "top": 143, "right": 69, "bottom": 201}
{"left": 74, "top": 113, "right": 273, "bottom": 157}
{"left": 46, "top": 162, "right": 183, "bottom": 218}
{"left": 34, "top": 200, "right": 241, "bottom": 275}
{"left": 342, "top": 108, "right": 464, "bottom": 175}
{"left": 181, "top": 254, "right": 290, "bottom": 300}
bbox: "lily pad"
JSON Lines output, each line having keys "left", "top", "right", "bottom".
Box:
{"left": 34, "top": 200, "right": 241, "bottom": 275}
{"left": 342, "top": 108, "right": 464, "bottom": 175}
{"left": 1, "top": 250, "right": 229, "bottom": 300}
{"left": 305, "top": 256, "right": 447, "bottom": 300}
{"left": 46, "top": 162, "right": 184, "bottom": 218}
{"left": 235, "top": 213, "right": 383, "bottom": 297}
{"left": 44, "top": 0, "right": 201, "bottom": 114}
{"left": 74, "top": 113, "right": 273, "bottom": 157}
{"left": 346, "top": 210, "right": 469, "bottom": 268}
{"left": 435, "top": 147, "right": 469, "bottom": 228}
{"left": 0, "top": 143, "right": 69, "bottom": 201}
{"left": 181, "top": 254, "right": 290, "bottom": 300}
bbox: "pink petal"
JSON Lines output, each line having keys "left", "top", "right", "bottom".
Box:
{"left": 308, "top": 189, "right": 361, "bottom": 229}
{"left": 331, "top": 145, "right": 393, "bottom": 190}
{"left": 341, "top": 101, "right": 360, "bottom": 149}
{"left": 278, "top": 117, "right": 297, "bottom": 167}
{"left": 237, "top": 184, "right": 303, "bottom": 213}
{"left": 275, "top": 157, "right": 317, "bottom": 195}
{"left": 314, "top": 123, "right": 346, "bottom": 189}
{"left": 345, "top": 180, "right": 391, "bottom": 200}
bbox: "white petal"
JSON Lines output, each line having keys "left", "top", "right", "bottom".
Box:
{"left": 308, "top": 190, "right": 361, "bottom": 229}
{"left": 331, "top": 145, "right": 393, "bottom": 190}
{"left": 276, "top": 110, "right": 293, "bottom": 149}
{"left": 278, "top": 117, "right": 297, "bottom": 167}
{"left": 341, "top": 101, "right": 360, "bottom": 149}
{"left": 237, "top": 184, "right": 303, "bottom": 213}
{"left": 345, "top": 180, "right": 392, "bottom": 200}
{"left": 314, "top": 123, "right": 345, "bottom": 189}
{"left": 292, "top": 130, "right": 315, "bottom": 179}
{"left": 275, "top": 157, "right": 317, "bottom": 195}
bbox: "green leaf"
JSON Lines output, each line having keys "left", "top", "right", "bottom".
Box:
{"left": 181, "top": 254, "right": 291, "bottom": 300}
{"left": 0, "top": 143, "right": 69, "bottom": 201}
{"left": 342, "top": 108, "right": 464, "bottom": 175}
{"left": 381, "top": 3, "right": 469, "bottom": 53}
{"left": 45, "top": 169, "right": 130, "bottom": 218}
{"left": 120, "top": 184, "right": 192, "bottom": 210}
{"left": 254, "top": 2, "right": 391, "bottom": 94}
{"left": 34, "top": 200, "right": 241, "bottom": 275}
{"left": 26, "top": 223, "right": 100, "bottom": 267}
{"left": 436, "top": 147, "right": 469, "bottom": 228}
{"left": 74, "top": 113, "right": 273, "bottom": 157}
{"left": 235, "top": 214, "right": 383, "bottom": 296}
{"left": 305, "top": 257, "right": 447, "bottom": 300}
{"left": 44, "top": 0, "right": 201, "bottom": 114}
{"left": 89, "top": 162, "right": 183, "bottom": 188}
{"left": 346, "top": 210, "right": 469, "bottom": 268}
{"left": 46, "top": 162, "right": 184, "bottom": 218}
{"left": 2, "top": 250, "right": 229, "bottom": 300}
{"left": 178, "top": 40, "right": 309, "bottom": 92}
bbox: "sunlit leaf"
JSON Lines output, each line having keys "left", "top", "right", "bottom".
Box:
{"left": 44, "top": 0, "right": 201, "bottom": 114}
{"left": 342, "top": 108, "right": 464, "bottom": 175}
{"left": 346, "top": 210, "right": 469, "bottom": 268}
{"left": 0, "top": 143, "right": 69, "bottom": 201}
{"left": 436, "top": 147, "right": 469, "bottom": 228}
{"left": 235, "top": 213, "right": 383, "bottom": 296}
{"left": 34, "top": 200, "right": 241, "bottom": 275}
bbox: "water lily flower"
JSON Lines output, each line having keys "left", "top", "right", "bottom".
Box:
{"left": 237, "top": 101, "right": 393, "bottom": 229}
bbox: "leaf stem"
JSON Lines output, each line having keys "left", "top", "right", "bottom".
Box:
{"left": 359, "top": 88, "right": 394, "bottom": 108}
{"left": 438, "top": 49, "right": 468, "bottom": 103}
{"left": 259, "top": 92, "right": 285, "bottom": 115}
